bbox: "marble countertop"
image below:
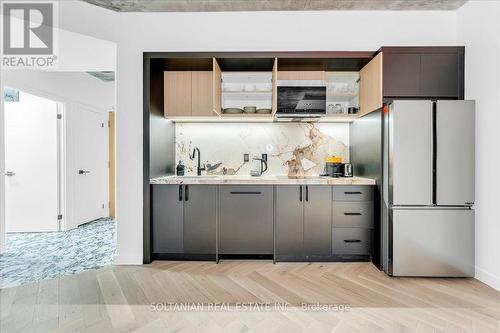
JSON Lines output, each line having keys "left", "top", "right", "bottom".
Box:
{"left": 150, "top": 175, "right": 376, "bottom": 185}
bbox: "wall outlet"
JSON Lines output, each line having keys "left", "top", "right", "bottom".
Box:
{"left": 244, "top": 153, "right": 249, "bottom": 162}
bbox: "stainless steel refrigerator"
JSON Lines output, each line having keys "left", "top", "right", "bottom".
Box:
{"left": 382, "top": 100, "right": 475, "bottom": 277}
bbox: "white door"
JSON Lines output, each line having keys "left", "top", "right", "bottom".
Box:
{"left": 72, "top": 105, "right": 108, "bottom": 228}
{"left": 4, "top": 92, "right": 59, "bottom": 232}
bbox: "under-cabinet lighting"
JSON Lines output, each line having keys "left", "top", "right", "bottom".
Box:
{"left": 169, "top": 117, "right": 275, "bottom": 123}
{"left": 168, "top": 116, "right": 358, "bottom": 123}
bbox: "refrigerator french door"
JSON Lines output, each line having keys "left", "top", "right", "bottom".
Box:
{"left": 383, "top": 100, "right": 475, "bottom": 277}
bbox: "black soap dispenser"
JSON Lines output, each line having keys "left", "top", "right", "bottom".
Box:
{"left": 176, "top": 160, "right": 185, "bottom": 176}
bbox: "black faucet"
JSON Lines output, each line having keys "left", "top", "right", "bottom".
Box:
{"left": 190, "top": 147, "right": 206, "bottom": 176}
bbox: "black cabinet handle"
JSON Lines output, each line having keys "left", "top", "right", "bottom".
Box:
{"left": 344, "top": 191, "right": 362, "bottom": 195}
{"left": 344, "top": 239, "right": 362, "bottom": 243}
{"left": 185, "top": 185, "right": 189, "bottom": 201}
{"left": 305, "top": 185, "right": 309, "bottom": 202}
{"left": 178, "top": 185, "right": 183, "bottom": 201}
{"left": 344, "top": 212, "right": 362, "bottom": 216}
{"left": 230, "top": 191, "right": 262, "bottom": 194}
{"left": 299, "top": 186, "right": 302, "bottom": 202}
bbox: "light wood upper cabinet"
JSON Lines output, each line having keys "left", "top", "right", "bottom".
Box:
{"left": 359, "top": 53, "right": 383, "bottom": 116}
{"left": 277, "top": 71, "right": 326, "bottom": 81}
{"left": 213, "top": 58, "right": 222, "bottom": 116}
{"left": 164, "top": 71, "right": 192, "bottom": 117}
{"left": 164, "top": 70, "right": 216, "bottom": 117}
{"left": 272, "top": 58, "right": 278, "bottom": 115}
{"left": 191, "top": 71, "right": 213, "bottom": 116}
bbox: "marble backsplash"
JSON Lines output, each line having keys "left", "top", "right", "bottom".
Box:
{"left": 175, "top": 122, "right": 349, "bottom": 177}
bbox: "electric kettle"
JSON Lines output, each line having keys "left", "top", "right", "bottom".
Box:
{"left": 250, "top": 154, "right": 268, "bottom": 177}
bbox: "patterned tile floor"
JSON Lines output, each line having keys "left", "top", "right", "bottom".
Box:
{"left": 0, "top": 219, "right": 115, "bottom": 289}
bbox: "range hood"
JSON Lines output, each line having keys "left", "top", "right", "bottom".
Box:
{"left": 276, "top": 86, "right": 327, "bottom": 119}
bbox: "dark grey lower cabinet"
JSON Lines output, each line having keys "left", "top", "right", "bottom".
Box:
{"left": 304, "top": 186, "right": 332, "bottom": 255}
{"left": 152, "top": 184, "right": 216, "bottom": 255}
{"left": 332, "top": 185, "right": 374, "bottom": 256}
{"left": 219, "top": 185, "right": 273, "bottom": 254}
{"left": 276, "top": 185, "right": 332, "bottom": 259}
{"left": 275, "top": 185, "right": 303, "bottom": 256}
{"left": 183, "top": 185, "right": 217, "bottom": 254}
{"left": 152, "top": 185, "right": 184, "bottom": 253}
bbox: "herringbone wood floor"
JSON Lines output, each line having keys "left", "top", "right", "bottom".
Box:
{"left": 1, "top": 261, "right": 499, "bottom": 332}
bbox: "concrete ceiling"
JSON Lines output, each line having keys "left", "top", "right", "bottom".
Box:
{"left": 83, "top": 0, "right": 469, "bottom": 12}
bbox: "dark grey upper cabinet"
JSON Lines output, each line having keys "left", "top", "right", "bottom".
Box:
{"left": 420, "top": 53, "right": 459, "bottom": 97}
{"left": 303, "top": 186, "right": 332, "bottom": 255}
{"left": 183, "top": 185, "right": 217, "bottom": 254}
{"left": 383, "top": 53, "right": 421, "bottom": 97}
{"left": 381, "top": 47, "right": 464, "bottom": 99}
{"left": 276, "top": 185, "right": 304, "bottom": 256}
{"left": 152, "top": 185, "right": 184, "bottom": 253}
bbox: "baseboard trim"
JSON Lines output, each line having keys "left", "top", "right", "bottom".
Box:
{"left": 475, "top": 266, "right": 500, "bottom": 291}
{"left": 114, "top": 254, "right": 143, "bottom": 265}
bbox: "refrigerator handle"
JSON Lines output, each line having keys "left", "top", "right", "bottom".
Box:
{"left": 432, "top": 101, "right": 437, "bottom": 205}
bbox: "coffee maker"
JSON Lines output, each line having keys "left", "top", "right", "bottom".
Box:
{"left": 324, "top": 156, "right": 343, "bottom": 177}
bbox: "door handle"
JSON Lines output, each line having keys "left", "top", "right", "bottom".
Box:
{"left": 230, "top": 191, "right": 262, "bottom": 194}
{"left": 299, "top": 186, "right": 302, "bottom": 202}
{"left": 78, "top": 170, "right": 90, "bottom": 175}
{"left": 185, "top": 185, "right": 189, "bottom": 201}
{"left": 179, "top": 185, "right": 183, "bottom": 201}
{"left": 344, "top": 191, "right": 362, "bottom": 195}
{"left": 344, "top": 239, "right": 362, "bottom": 243}
{"left": 5, "top": 171, "right": 15, "bottom": 177}
{"left": 305, "top": 185, "right": 309, "bottom": 202}
{"left": 344, "top": 212, "right": 362, "bottom": 216}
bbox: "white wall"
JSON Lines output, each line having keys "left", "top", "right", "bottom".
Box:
{"left": 51, "top": 0, "right": 460, "bottom": 265}
{"left": 57, "top": 28, "right": 116, "bottom": 71}
{"left": 2, "top": 71, "right": 115, "bottom": 111}
{"left": 457, "top": 1, "right": 500, "bottom": 291}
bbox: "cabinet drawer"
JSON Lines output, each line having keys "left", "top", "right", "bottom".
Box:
{"left": 333, "top": 202, "right": 373, "bottom": 228}
{"left": 333, "top": 228, "right": 372, "bottom": 255}
{"left": 333, "top": 186, "right": 373, "bottom": 201}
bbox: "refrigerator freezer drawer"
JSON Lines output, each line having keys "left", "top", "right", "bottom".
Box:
{"left": 391, "top": 208, "right": 474, "bottom": 277}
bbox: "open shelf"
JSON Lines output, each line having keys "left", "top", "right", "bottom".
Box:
{"left": 221, "top": 91, "right": 273, "bottom": 101}
{"left": 221, "top": 72, "right": 273, "bottom": 110}
{"left": 222, "top": 90, "right": 272, "bottom": 94}
{"left": 326, "top": 71, "right": 360, "bottom": 116}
